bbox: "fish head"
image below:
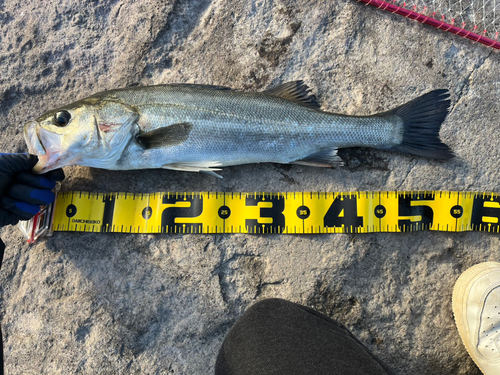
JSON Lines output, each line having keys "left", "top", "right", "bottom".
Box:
{"left": 24, "top": 97, "right": 138, "bottom": 173}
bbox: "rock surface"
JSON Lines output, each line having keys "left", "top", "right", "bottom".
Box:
{"left": 0, "top": 0, "right": 498, "bottom": 374}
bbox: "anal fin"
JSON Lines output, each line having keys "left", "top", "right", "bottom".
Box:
{"left": 291, "top": 149, "right": 343, "bottom": 168}
{"left": 162, "top": 161, "right": 223, "bottom": 178}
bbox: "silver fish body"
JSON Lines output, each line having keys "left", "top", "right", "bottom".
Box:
{"left": 24, "top": 81, "right": 453, "bottom": 176}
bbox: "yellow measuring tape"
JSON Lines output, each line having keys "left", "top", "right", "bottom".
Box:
{"left": 48, "top": 191, "right": 500, "bottom": 234}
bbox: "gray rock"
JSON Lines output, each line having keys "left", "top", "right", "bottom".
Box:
{"left": 1, "top": 0, "right": 498, "bottom": 374}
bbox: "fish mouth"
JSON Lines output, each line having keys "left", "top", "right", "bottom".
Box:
{"left": 23, "top": 121, "right": 73, "bottom": 174}
{"left": 24, "top": 121, "right": 46, "bottom": 156}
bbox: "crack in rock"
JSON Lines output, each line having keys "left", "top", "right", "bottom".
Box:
{"left": 450, "top": 50, "right": 492, "bottom": 116}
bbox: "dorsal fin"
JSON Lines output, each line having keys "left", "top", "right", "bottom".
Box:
{"left": 263, "top": 81, "right": 320, "bottom": 109}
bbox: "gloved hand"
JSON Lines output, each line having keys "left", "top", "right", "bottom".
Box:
{"left": 0, "top": 153, "right": 65, "bottom": 227}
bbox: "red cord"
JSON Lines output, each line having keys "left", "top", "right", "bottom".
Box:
{"left": 356, "top": 0, "right": 500, "bottom": 50}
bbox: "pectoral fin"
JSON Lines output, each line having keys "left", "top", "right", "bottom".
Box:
{"left": 291, "top": 149, "right": 343, "bottom": 168}
{"left": 162, "top": 161, "right": 223, "bottom": 178}
{"left": 137, "top": 122, "right": 193, "bottom": 149}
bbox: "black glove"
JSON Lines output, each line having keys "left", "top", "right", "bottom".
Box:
{"left": 0, "top": 153, "right": 65, "bottom": 227}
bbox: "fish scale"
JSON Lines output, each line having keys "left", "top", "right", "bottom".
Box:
{"left": 24, "top": 81, "right": 453, "bottom": 175}
{"left": 112, "top": 86, "right": 398, "bottom": 168}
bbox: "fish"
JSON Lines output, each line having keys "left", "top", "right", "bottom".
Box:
{"left": 24, "top": 81, "right": 453, "bottom": 177}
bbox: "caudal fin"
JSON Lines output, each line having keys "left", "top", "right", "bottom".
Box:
{"left": 387, "top": 89, "right": 454, "bottom": 159}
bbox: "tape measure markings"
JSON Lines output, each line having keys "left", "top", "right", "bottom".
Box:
{"left": 49, "top": 191, "right": 500, "bottom": 234}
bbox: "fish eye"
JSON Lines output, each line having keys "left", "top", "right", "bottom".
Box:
{"left": 54, "top": 110, "right": 71, "bottom": 126}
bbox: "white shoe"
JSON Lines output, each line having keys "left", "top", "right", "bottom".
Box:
{"left": 453, "top": 262, "right": 500, "bottom": 375}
